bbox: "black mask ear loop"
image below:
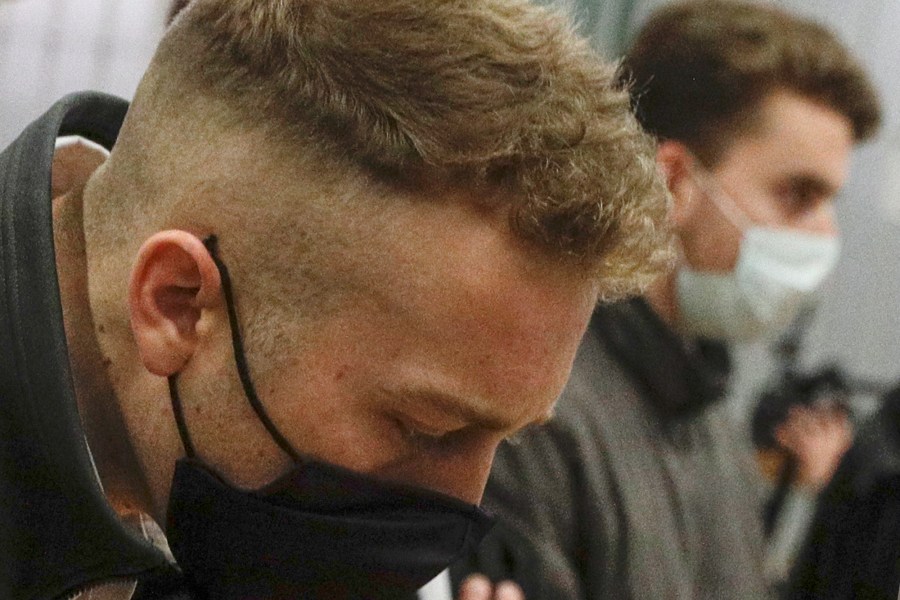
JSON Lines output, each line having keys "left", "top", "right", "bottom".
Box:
{"left": 167, "top": 235, "right": 303, "bottom": 463}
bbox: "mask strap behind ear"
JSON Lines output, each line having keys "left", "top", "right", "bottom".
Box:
{"left": 686, "top": 151, "right": 754, "bottom": 232}
{"left": 202, "top": 236, "right": 303, "bottom": 464}
{"left": 169, "top": 374, "right": 196, "bottom": 458}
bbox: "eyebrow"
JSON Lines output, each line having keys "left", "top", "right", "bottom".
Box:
{"left": 384, "top": 386, "right": 553, "bottom": 434}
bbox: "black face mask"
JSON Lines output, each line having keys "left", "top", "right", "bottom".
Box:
{"left": 164, "top": 236, "right": 494, "bottom": 600}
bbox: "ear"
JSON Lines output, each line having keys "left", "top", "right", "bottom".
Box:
{"left": 656, "top": 140, "right": 701, "bottom": 231}
{"left": 128, "top": 231, "right": 222, "bottom": 376}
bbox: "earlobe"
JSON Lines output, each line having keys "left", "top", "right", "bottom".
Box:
{"left": 128, "top": 231, "right": 222, "bottom": 376}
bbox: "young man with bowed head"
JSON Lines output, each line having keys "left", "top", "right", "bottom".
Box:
{"left": 453, "top": 1, "right": 882, "bottom": 598}
{"left": 0, "top": 1, "right": 671, "bottom": 599}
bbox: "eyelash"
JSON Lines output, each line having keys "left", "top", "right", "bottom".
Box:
{"left": 503, "top": 421, "right": 543, "bottom": 446}
{"left": 392, "top": 416, "right": 454, "bottom": 451}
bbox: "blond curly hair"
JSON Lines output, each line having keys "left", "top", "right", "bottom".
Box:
{"left": 87, "top": 0, "right": 672, "bottom": 355}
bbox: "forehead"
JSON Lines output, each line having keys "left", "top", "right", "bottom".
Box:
{"left": 344, "top": 194, "right": 598, "bottom": 427}
{"left": 716, "top": 89, "right": 854, "bottom": 191}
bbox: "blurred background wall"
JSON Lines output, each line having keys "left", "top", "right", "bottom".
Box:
{"left": 2, "top": 0, "right": 899, "bottom": 418}
{"left": 0, "top": 0, "right": 166, "bottom": 144}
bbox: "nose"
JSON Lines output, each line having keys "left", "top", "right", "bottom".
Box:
{"left": 436, "top": 442, "right": 498, "bottom": 505}
{"left": 375, "top": 435, "right": 500, "bottom": 505}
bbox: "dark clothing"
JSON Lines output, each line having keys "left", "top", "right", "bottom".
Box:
{"left": 0, "top": 94, "right": 168, "bottom": 600}
{"left": 788, "top": 389, "right": 900, "bottom": 600}
{"left": 454, "top": 300, "right": 769, "bottom": 599}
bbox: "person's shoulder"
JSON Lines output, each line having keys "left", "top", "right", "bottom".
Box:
{"left": 489, "top": 331, "right": 639, "bottom": 483}
{"left": 553, "top": 314, "right": 647, "bottom": 431}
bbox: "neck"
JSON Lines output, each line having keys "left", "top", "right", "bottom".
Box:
{"left": 53, "top": 189, "right": 154, "bottom": 518}
{"left": 644, "top": 268, "right": 679, "bottom": 327}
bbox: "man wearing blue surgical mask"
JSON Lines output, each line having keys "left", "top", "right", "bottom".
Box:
{"left": 452, "top": 2, "right": 882, "bottom": 599}
{"left": 656, "top": 93, "right": 847, "bottom": 341}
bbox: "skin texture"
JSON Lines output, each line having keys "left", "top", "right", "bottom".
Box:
{"left": 60, "top": 150, "right": 599, "bottom": 522}
{"left": 124, "top": 204, "right": 597, "bottom": 508}
{"left": 647, "top": 88, "right": 855, "bottom": 324}
{"left": 53, "top": 142, "right": 155, "bottom": 518}
{"left": 54, "top": 146, "right": 593, "bottom": 600}
{"left": 775, "top": 404, "right": 854, "bottom": 492}
{"left": 53, "top": 137, "right": 586, "bottom": 598}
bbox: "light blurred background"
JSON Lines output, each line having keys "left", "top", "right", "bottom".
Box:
{"left": 0, "top": 0, "right": 166, "bottom": 143}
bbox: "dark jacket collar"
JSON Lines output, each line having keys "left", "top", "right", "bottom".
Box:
{"left": 591, "top": 298, "right": 732, "bottom": 420}
{"left": 0, "top": 93, "right": 166, "bottom": 600}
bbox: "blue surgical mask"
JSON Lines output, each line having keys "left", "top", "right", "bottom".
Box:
{"left": 676, "top": 163, "right": 841, "bottom": 341}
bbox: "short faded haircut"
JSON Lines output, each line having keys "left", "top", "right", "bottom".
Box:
{"left": 166, "top": 0, "right": 189, "bottom": 23}
{"left": 149, "top": 0, "right": 670, "bottom": 297}
{"left": 620, "top": 0, "right": 882, "bottom": 166}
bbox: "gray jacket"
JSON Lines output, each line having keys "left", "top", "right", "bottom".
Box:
{"left": 455, "top": 300, "right": 770, "bottom": 600}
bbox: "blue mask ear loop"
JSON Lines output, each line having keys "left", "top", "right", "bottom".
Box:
{"left": 167, "top": 235, "right": 303, "bottom": 464}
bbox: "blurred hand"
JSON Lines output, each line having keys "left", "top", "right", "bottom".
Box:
{"left": 458, "top": 575, "right": 524, "bottom": 600}
{"left": 775, "top": 405, "right": 853, "bottom": 492}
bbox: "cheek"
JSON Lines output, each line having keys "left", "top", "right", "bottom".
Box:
{"left": 271, "top": 393, "right": 399, "bottom": 470}
{"left": 261, "top": 352, "right": 410, "bottom": 473}
{"left": 679, "top": 207, "right": 743, "bottom": 272}
{"left": 796, "top": 205, "right": 838, "bottom": 237}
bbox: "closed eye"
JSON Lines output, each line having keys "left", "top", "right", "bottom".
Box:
{"left": 392, "top": 414, "right": 463, "bottom": 452}
{"left": 774, "top": 176, "right": 835, "bottom": 216}
{"left": 503, "top": 410, "right": 554, "bottom": 445}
